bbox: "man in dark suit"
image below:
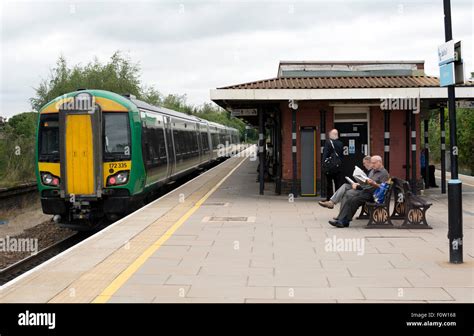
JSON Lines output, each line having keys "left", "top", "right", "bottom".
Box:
{"left": 322, "top": 129, "right": 344, "bottom": 201}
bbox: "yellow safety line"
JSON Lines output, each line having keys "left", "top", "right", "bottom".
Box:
{"left": 92, "top": 156, "right": 247, "bottom": 303}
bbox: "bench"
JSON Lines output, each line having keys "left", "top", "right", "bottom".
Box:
{"left": 358, "top": 177, "right": 405, "bottom": 220}
{"left": 357, "top": 203, "right": 370, "bottom": 219}
{"left": 357, "top": 179, "right": 394, "bottom": 222}
{"left": 390, "top": 177, "right": 407, "bottom": 220}
{"left": 365, "top": 179, "right": 395, "bottom": 228}
{"left": 398, "top": 180, "right": 432, "bottom": 229}
{"left": 358, "top": 177, "right": 432, "bottom": 229}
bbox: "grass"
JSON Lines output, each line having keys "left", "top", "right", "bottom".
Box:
{"left": 0, "top": 136, "right": 36, "bottom": 188}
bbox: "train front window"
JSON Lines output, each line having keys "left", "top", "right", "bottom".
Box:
{"left": 103, "top": 113, "right": 131, "bottom": 161}
{"left": 38, "top": 114, "right": 59, "bottom": 162}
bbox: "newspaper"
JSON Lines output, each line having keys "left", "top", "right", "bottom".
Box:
{"left": 345, "top": 176, "right": 356, "bottom": 184}
{"left": 352, "top": 166, "right": 369, "bottom": 183}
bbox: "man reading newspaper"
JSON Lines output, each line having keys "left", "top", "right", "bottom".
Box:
{"left": 328, "top": 155, "right": 389, "bottom": 228}
{"left": 319, "top": 156, "right": 372, "bottom": 210}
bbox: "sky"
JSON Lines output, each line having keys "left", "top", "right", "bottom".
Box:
{"left": 0, "top": 0, "right": 473, "bottom": 118}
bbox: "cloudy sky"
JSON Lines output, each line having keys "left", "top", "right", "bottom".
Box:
{"left": 0, "top": 0, "right": 472, "bottom": 117}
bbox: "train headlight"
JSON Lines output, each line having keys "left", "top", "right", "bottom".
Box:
{"left": 41, "top": 172, "right": 60, "bottom": 186}
{"left": 115, "top": 172, "right": 128, "bottom": 184}
{"left": 107, "top": 171, "right": 129, "bottom": 186}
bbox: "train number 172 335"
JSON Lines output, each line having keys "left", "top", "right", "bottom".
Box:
{"left": 108, "top": 162, "right": 129, "bottom": 169}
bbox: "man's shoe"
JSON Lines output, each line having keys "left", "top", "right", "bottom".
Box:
{"left": 337, "top": 220, "right": 350, "bottom": 228}
{"left": 329, "top": 219, "right": 349, "bottom": 228}
{"left": 328, "top": 220, "right": 338, "bottom": 227}
{"left": 319, "top": 200, "right": 335, "bottom": 209}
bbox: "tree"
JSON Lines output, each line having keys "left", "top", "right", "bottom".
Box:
{"left": 6, "top": 112, "right": 38, "bottom": 138}
{"left": 30, "top": 52, "right": 142, "bottom": 111}
{"left": 0, "top": 112, "right": 38, "bottom": 187}
{"left": 29, "top": 51, "right": 249, "bottom": 139}
{"left": 161, "top": 94, "right": 195, "bottom": 115}
{"left": 141, "top": 86, "right": 162, "bottom": 106}
{"left": 5, "top": 50, "right": 250, "bottom": 188}
{"left": 427, "top": 108, "right": 474, "bottom": 175}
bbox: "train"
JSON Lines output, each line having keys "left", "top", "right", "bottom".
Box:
{"left": 36, "top": 89, "right": 240, "bottom": 229}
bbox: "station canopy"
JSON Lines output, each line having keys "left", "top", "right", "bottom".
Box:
{"left": 211, "top": 61, "right": 474, "bottom": 125}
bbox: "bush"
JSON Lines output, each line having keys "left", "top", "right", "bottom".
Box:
{"left": 0, "top": 112, "right": 38, "bottom": 187}
{"left": 427, "top": 108, "right": 474, "bottom": 176}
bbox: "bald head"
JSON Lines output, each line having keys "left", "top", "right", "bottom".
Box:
{"left": 329, "top": 129, "right": 339, "bottom": 140}
{"left": 371, "top": 155, "right": 382, "bottom": 163}
{"left": 370, "top": 155, "right": 383, "bottom": 170}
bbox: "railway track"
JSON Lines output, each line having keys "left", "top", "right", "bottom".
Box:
{"left": 0, "top": 164, "right": 214, "bottom": 285}
{"left": 0, "top": 154, "right": 241, "bottom": 285}
{"left": 0, "top": 182, "right": 37, "bottom": 199}
{"left": 0, "top": 233, "right": 89, "bottom": 286}
{"left": 0, "top": 182, "right": 38, "bottom": 213}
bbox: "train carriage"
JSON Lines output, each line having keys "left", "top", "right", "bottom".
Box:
{"left": 36, "top": 89, "right": 239, "bottom": 229}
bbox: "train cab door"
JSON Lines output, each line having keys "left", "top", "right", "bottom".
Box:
{"left": 59, "top": 94, "right": 102, "bottom": 199}
{"left": 164, "top": 116, "right": 175, "bottom": 178}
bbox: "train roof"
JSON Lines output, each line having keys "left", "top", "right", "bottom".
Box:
{"left": 130, "top": 98, "right": 238, "bottom": 132}
{"left": 130, "top": 97, "right": 204, "bottom": 123}
{"left": 39, "top": 89, "right": 238, "bottom": 132}
{"left": 208, "top": 121, "right": 238, "bottom": 131}
{"left": 132, "top": 100, "right": 238, "bottom": 132}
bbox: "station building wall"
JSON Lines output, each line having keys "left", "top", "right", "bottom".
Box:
{"left": 279, "top": 101, "right": 422, "bottom": 192}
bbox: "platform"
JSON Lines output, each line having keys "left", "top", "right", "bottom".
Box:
{"left": 0, "top": 146, "right": 473, "bottom": 303}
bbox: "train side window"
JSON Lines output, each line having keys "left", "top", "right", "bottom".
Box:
{"left": 172, "top": 119, "right": 184, "bottom": 157}
{"left": 157, "top": 128, "right": 167, "bottom": 160}
{"left": 188, "top": 130, "right": 194, "bottom": 154}
{"left": 142, "top": 127, "right": 151, "bottom": 166}
{"left": 201, "top": 132, "right": 209, "bottom": 152}
{"left": 140, "top": 112, "right": 168, "bottom": 173}
{"left": 191, "top": 130, "right": 198, "bottom": 154}
{"left": 212, "top": 133, "right": 219, "bottom": 149}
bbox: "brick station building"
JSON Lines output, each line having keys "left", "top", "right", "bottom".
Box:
{"left": 211, "top": 61, "right": 474, "bottom": 196}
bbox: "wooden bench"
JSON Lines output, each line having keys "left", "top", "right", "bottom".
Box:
{"left": 365, "top": 179, "right": 395, "bottom": 228}
{"left": 398, "top": 180, "right": 432, "bottom": 229}
{"left": 390, "top": 177, "right": 407, "bottom": 220}
{"left": 357, "top": 177, "right": 432, "bottom": 229}
{"left": 357, "top": 203, "right": 370, "bottom": 220}
{"left": 357, "top": 178, "right": 395, "bottom": 221}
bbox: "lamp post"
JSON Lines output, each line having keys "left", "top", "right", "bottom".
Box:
{"left": 443, "top": 0, "right": 463, "bottom": 264}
